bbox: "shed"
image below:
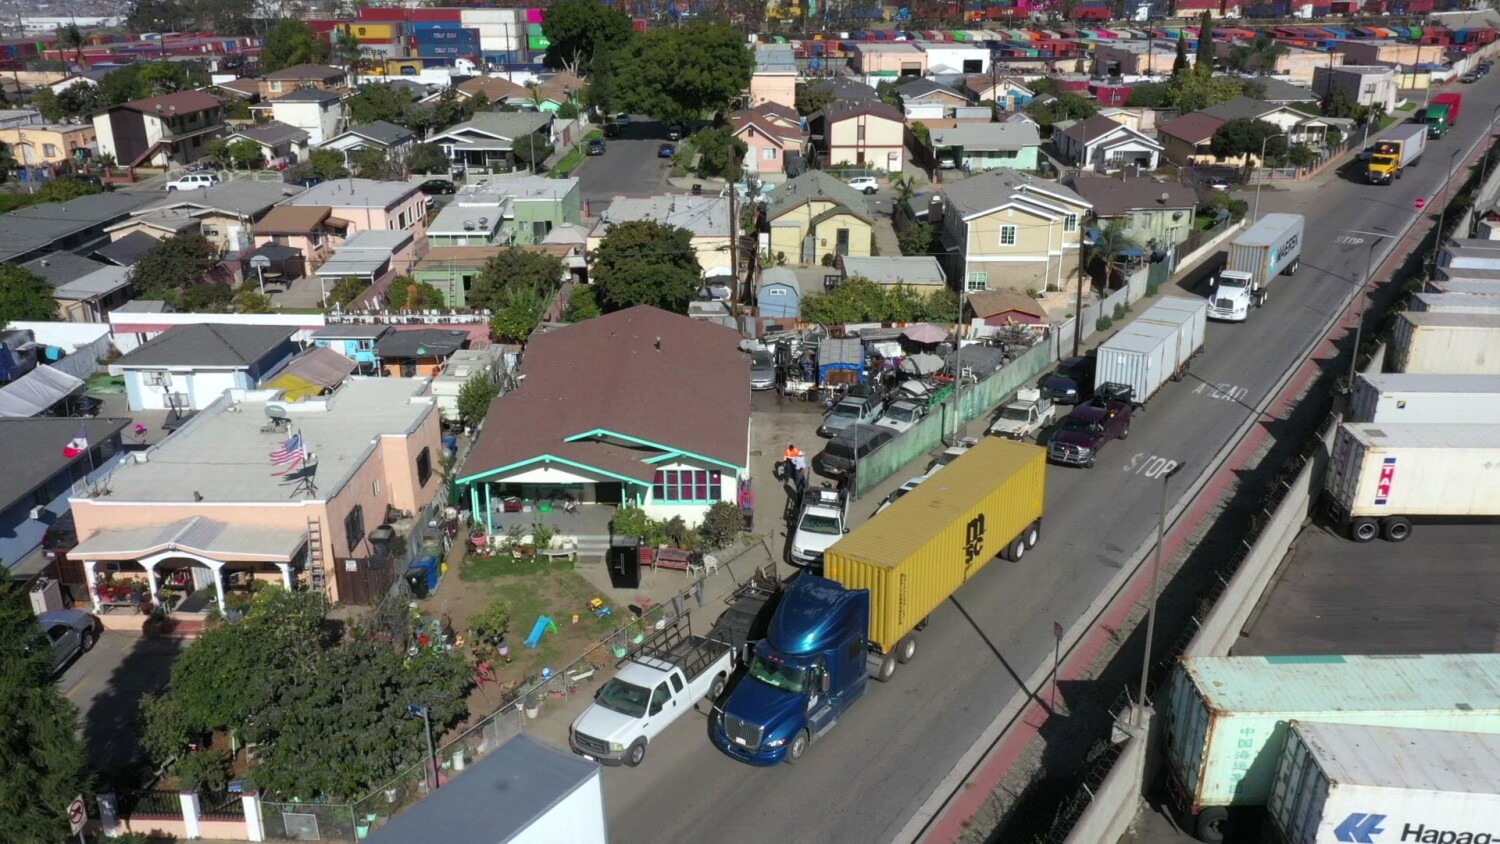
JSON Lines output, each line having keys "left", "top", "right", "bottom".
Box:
{"left": 819, "top": 336, "right": 864, "bottom": 384}
{"left": 758, "top": 267, "right": 801, "bottom": 320}
{"left": 967, "top": 288, "right": 1047, "bottom": 326}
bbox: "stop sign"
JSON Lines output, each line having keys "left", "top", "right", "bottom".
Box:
{"left": 1415, "top": 197, "right": 1428, "bottom": 210}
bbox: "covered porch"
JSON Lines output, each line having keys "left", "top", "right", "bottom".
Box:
{"left": 72, "top": 517, "right": 309, "bottom": 621}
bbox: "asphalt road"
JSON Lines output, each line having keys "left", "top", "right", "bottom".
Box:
{"left": 597, "top": 84, "right": 1500, "bottom": 844}
{"left": 61, "top": 632, "right": 183, "bottom": 774}
{"left": 575, "top": 115, "right": 678, "bottom": 205}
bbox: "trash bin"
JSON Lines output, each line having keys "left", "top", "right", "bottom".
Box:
{"left": 607, "top": 540, "right": 641, "bottom": 590}
{"left": 404, "top": 565, "right": 430, "bottom": 599}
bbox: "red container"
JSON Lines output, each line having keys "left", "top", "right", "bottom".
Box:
{"left": 633, "top": 18, "right": 648, "bottom": 31}
{"left": 358, "top": 7, "right": 410, "bottom": 20}
{"left": 411, "top": 8, "right": 462, "bottom": 21}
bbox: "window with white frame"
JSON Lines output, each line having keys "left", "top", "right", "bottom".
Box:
{"left": 1064, "top": 214, "right": 1078, "bottom": 232}
{"left": 763, "top": 147, "right": 778, "bottom": 160}
{"left": 966, "top": 272, "right": 989, "bottom": 290}
{"left": 652, "top": 469, "right": 722, "bottom": 503}
{"left": 999, "top": 225, "right": 1017, "bottom": 246}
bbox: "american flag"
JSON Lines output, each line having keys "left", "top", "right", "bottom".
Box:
{"left": 269, "top": 432, "right": 306, "bottom": 475}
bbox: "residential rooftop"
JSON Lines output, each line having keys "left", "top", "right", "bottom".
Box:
{"left": 21, "top": 252, "right": 110, "bottom": 287}
{"left": 272, "top": 89, "right": 342, "bottom": 104}
{"left": 137, "top": 179, "right": 304, "bottom": 218}
{"left": 0, "top": 191, "right": 158, "bottom": 263}
{"left": 334, "top": 121, "right": 416, "bottom": 147}
{"left": 840, "top": 255, "right": 946, "bottom": 286}
{"left": 284, "top": 178, "right": 419, "bottom": 209}
{"left": 1, "top": 418, "right": 132, "bottom": 512}
{"left": 600, "top": 194, "right": 730, "bottom": 238}
{"left": 89, "top": 377, "right": 434, "bottom": 504}
{"left": 940, "top": 169, "right": 1088, "bottom": 219}
{"left": 113, "top": 324, "right": 295, "bottom": 369}
{"left": 928, "top": 121, "right": 1040, "bottom": 151}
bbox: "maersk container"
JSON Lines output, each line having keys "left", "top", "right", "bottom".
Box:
{"left": 1390, "top": 312, "right": 1500, "bottom": 374}
{"left": 1164, "top": 654, "right": 1500, "bottom": 842}
{"left": 1138, "top": 296, "right": 1208, "bottom": 371}
{"left": 1412, "top": 292, "right": 1500, "bottom": 315}
{"left": 1325, "top": 422, "right": 1500, "bottom": 541}
{"left": 1430, "top": 279, "right": 1500, "bottom": 294}
{"left": 1349, "top": 373, "right": 1500, "bottom": 423}
{"left": 1269, "top": 722, "right": 1500, "bottom": 844}
{"left": 1097, "top": 321, "right": 1180, "bottom": 403}
{"left": 822, "top": 438, "right": 1045, "bottom": 654}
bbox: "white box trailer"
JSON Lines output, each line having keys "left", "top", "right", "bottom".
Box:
{"left": 1429, "top": 279, "right": 1500, "bottom": 295}
{"left": 1139, "top": 297, "right": 1209, "bottom": 368}
{"left": 1163, "top": 654, "right": 1500, "bottom": 843}
{"left": 365, "top": 735, "right": 607, "bottom": 844}
{"left": 1324, "top": 422, "right": 1500, "bottom": 541}
{"left": 1412, "top": 292, "right": 1500, "bottom": 314}
{"left": 1348, "top": 373, "right": 1500, "bottom": 423}
{"left": 1390, "top": 312, "right": 1500, "bottom": 374}
{"left": 1269, "top": 722, "right": 1500, "bottom": 844}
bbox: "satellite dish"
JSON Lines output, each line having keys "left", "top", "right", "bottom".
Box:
{"left": 265, "top": 405, "right": 288, "bottom": 420}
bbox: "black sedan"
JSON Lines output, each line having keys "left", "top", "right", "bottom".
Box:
{"left": 1040, "top": 356, "right": 1096, "bottom": 404}
{"left": 586, "top": 138, "right": 606, "bottom": 156}
{"left": 418, "top": 179, "right": 457, "bottom": 196}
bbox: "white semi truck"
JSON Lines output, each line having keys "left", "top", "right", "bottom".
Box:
{"left": 1207, "top": 213, "right": 1305, "bottom": 322}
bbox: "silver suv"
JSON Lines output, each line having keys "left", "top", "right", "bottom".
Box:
{"left": 819, "top": 394, "right": 885, "bottom": 438}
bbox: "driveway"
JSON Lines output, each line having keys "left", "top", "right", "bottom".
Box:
{"left": 61, "top": 632, "right": 184, "bottom": 775}
{"left": 574, "top": 115, "right": 677, "bottom": 205}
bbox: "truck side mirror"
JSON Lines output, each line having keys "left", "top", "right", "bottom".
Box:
{"left": 1208, "top": 277, "right": 1216, "bottom": 287}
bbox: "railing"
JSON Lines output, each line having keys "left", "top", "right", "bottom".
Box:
{"left": 326, "top": 310, "right": 493, "bottom": 325}
{"left": 121, "top": 788, "right": 183, "bottom": 818}
{"left": 200, "top": 790, "right": 247, "bottom": 820}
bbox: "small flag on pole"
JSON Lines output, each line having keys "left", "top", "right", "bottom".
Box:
{"left": 63, "top": 425, "right": 88, "bottom": 459}
{"left": 270, "top": 432, "right": 306, "bottom": 475}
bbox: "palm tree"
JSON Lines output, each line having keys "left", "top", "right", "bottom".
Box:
{"left": 331, "top": 36, "right": 362, "bottom": 87}
{"left": 1087, "top": 218, "right": 1142, "bottom": 290}
{"left": 889, "top": 172, "right": 918, "bottom": 210}
{"left": 58, "top": 23, "right": 87, "bottom": 71}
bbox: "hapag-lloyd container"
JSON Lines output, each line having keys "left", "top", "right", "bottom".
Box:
{"left": 1164, "top": 654, "right": 1500, "bottom": 826}
{"left": 1269, "top": 722, "right": 1500, "bottom": 844}
{"left": 1324, "top": 423, "right": 1500, "bottom": 526}
{"left": 1349, "top": 373, "right": 1500, "bottom": 423}
{"left": 1390, "top": 312, "right": 1500, "bottom": 374}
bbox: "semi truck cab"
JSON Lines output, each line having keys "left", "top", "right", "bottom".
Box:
{"left": 1207, "top": 270, "right": 1260, "bottom": 321}
{"left": 712, "top": 576, "right": 872, "bottom": 765}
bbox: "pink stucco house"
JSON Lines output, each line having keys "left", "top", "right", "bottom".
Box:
{"left": 731, "top": 103, "right": 808, "bottom": 178}
{"left": 282, "top": 178, "right": 427, "bottom": 239}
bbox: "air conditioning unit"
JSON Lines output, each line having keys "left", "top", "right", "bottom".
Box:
{"left": 29, "top": 506, "right": 45, "bottom": 520}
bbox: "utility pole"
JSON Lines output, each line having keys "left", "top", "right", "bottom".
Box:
{"left": 728, "top": 156, "right": 741, "bottom": 325}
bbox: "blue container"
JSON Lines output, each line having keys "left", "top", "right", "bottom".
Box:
{"left": 415, "top": 28, "right": 478, "bottom": 46}
{"left": 411, "top": 21, "right": 463, "bottom": 31}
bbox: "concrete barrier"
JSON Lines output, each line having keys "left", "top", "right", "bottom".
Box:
{"left": 1062, "top": 709, "right": 1152, "bottom": 844}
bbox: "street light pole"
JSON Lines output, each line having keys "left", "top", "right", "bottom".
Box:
{"left": 1252, "top": 132, "right": 1287, "bottom": 223}
{"left": 407, "top": 704, "right": 438, "bottom": 790}
{"left": 1340, "top": 229, "right": 1392, "bottom": 392}
{"left": 1137, "top": 462, "right": 1183, "bottom": 725}
{"left": 1432, "top": 148, "right": 1464, "bottom": 282}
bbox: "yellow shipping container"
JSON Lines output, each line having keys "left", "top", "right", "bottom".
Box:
{"left": 344, "top": 23, "right": 396, "bottom": 41}
{"left": 823, "top": 439, "right": 1046, "bottom": 653}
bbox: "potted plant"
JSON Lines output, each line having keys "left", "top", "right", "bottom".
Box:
{"left": 524, "top": 691, "right": 543, "bottom": 719}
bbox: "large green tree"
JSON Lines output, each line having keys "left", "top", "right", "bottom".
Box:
{"left": 510, "top": 132, "right": 554, "bottom": 173}
{"left": 132, "top": 234, "right": 220, "bottom": 304}
{"left": 0, "top": 569, "right": 89, "bottom": 843}
{"left": 800, "top": 276, "right": 957, "bottom": 324}
{"left": 468, "top": 249, "right": 565, "bottom": 311}
{"left": 1195, "top": 12, "right": 1216, "bottom": 72}
{"left": 794, "top": 82, "right": 834, "bottom": 117}
{"left": 489, "top": 282, "right": 551, "bottom": 344}
{"left": 689, "top": 126, "right": 747, "bottom": 179}
{"left": 609, "top": 23, "right": 754, "bottom": 122}
{"left": 541, "top": 0, "right": 633, "bottom": 77}
{"left": 343, "top": 83, "right": 416, "bottom": 128}
{"left": 260, "top": 20, "right": 328, "bottom": 74}
{"left": 455, "top": 375, "right": 500, "bottom": 429}
{"left": 1225, "top": 33, "right": 1288, "bottom": 75}
{"left": 591, "top": 220, "right": 702, "bottom": 314}
{"left": 1210, "top": 118, "right": 1288, "bottom": 163}
{"left": 0, "top": 264, "right": 59, "bottom": 327}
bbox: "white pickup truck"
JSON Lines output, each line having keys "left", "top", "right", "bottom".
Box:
{"left": 988, "top": 388, "right": 1056, "bottom": 440}
{"left": 569, "top": 619, "right": 735, "bottom": 767}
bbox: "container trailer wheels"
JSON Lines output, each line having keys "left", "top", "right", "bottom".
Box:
{"left": 1024, "top": 521, "right": 1041, "bottom": 549}
{"left": 896, "top": 635, "right": 917, "bottom": 664}
{"left": 1194, "top": 806, "right": 1228, "bottom": 843}
{"left": 1381, "top": 516, "right": 1412, "bottom": 542}
{"left": 1006, "top": 537, "right": 1027, "bottom": 561}
{"left": 1349, "top": 517, "right": 1380, "bottom": 542}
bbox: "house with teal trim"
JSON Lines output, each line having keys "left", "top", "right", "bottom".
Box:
{"left": 455, "top": 306, "right": 749, "bottom": 530}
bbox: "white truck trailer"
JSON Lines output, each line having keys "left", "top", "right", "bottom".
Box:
{"left": 1269, "top": 722, "right": 1500, "bottom": 844}
{"left": 1324, "top": 422, "right": 1500, "bottom": 541}
{"left": 1412, "top": 292, "right": 1500, "bottom": 315}
{"left": 1096, "top": 298, "right": 1208, "bottom": 403}
{"left": 1208, "top": 213, "right": 1304, "bottom": 322}
{"left": 1349, "top": 373, "right": 1500, "bottom": 423}
{"left": 1163, "top": 653, "right": 1500, "bottom": 843}
{"left": 1390, "top": 312, "right": 1500, "bottom": 374}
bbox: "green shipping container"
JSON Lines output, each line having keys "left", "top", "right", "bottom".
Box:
{"left": 823, "top": 439, "right": 1045, "bottom": 653}
{"left": 529, "top": 34, "right": 550, "bottom": 51}
{"left": 1165, "top": 654, "right": 1500, "bottom": 818}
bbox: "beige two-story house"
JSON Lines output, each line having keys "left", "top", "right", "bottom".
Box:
{"left": 936, "top": 170, "right": 1092, "bottom": 294}
{"left": 813, "top": 99, "right": 907, "bottom": 174}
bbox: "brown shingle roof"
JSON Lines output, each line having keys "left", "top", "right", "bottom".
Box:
{"left": 254, "top": 205, "right": 331, "bottom": 234}
{"left": 1062, "top": 113, "right": 1134, "bottom": 144}
{"left": 1067, "top": 176, "right": 1197, "bottom": 217}
{"left": 120, "top": 89, "right": 223, "bottom": 116}
{"left": 1158, "top": 112, "right": 1226, "bottom": 145}
{"left": 457, "top": 76, "right": 527, "bottom": 101}
{"left": 967, "top": 288, "right": 1047, "bottom": 320}
{"left": 414, "top": 245, "right": 572, "bottom": 271}
{"left": 263, "top": 63, "right": 346, "bottom": 81}
{"left": 460, "top": 306, "right": 750, "bottom": 480}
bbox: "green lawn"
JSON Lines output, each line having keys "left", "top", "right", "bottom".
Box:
{"left": 1397, "top": 101, "right": 1417, "bottom": 112}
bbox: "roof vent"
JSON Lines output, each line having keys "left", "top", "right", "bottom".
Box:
{"left": 478, "top": 217, "right": 488, "bottom": 227}
{"left": 463, "top": 220, "right": 475, "bottom": 231}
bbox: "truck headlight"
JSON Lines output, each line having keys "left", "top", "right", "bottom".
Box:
{"left": 610, "top": 742, "right": 626, "bottom": 753}
{"left": 1065, "top": 387, "right": 1077, "bottom": 394}
{"left": 766, "top": 737, "right": 788, "bottom": 747}
{"left": 791, "top": 546, "right": 804, "bottom": 557}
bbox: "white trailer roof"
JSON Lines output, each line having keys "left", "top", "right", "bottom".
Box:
{"left": 1291, "top": 721, "right": 1500, "bottom": 795}
{"left": 1343, "top": 422, "right": 1500, "bottom": 449}
{"left": 1358, "top": 373, "right": 1500, "bottom": 394}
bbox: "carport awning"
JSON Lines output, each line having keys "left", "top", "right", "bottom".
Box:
{"left": 71, "top": 517, "right": 308, "bottom": 563}
{"left": 0, "top": 365, "right": 83, "bottom": 417}
{"left": 265, "top": 347, "right": 357, "bottom": 401}
{"left": 315, "top": 256, "right": 390, "bottom": 278}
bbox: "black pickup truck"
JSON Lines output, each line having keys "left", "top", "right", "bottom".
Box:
{"left": 1047, "top": 383, "right": 1134, "bottom": 468}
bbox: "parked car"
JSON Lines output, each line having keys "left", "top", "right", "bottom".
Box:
{"left": 166, "top": 173, "right": 219, "bottom": 191}
{"left": 922, "top": 437, "right": 978, "bottom": 478}
{"left": 1040, "top": 356, "right": 1096, "bottom": 404}
{"left": 789, "top": 486, "right": 851, "bottom": 568}
{"left": 813, "top": 426, "right": 896, "bottom": 478}
{"left": 818, "top": 394, "right": 886, "bottom": 438}
{"left": 603, "top": 122, "right": 622, "bottom": 138}
{"left": 667, "top": 123, "right": 687, "bottom": 141}
{"left": 874, "top": 399, "right": 928, "bottom": 434}
{"left": 988, "top": 388, "right": 1056, "bottom": 441}
{"left": 419, "top": 179, "right": 457, "bottom": 196}
{"left": 586, "top": 138, "right": 606, "bottom": 156}
{"left": 615, "top": 113, "right": 633, "bottom": 126}
{"left": 291, "top": 175, "right": 324, "bottom": 188}
{"left": 1207, "top": 178, "right": 1231, "bottom": 192}
{"left": 1463, "top": 71, "right": 1481, "bottom": 83}
{"left": 875, "top": 476, "right": 925, "bottom": 515}
{"left": 1356, "top": 145, "right": 1378, "bottom": 162}
{"left": 658, "top": 144, "right": 675, "bottom": 159}
{"left": 37, "top": 609, "right": 97, "bottom": 672}
{"left": 847, "top": 176, "right": 879, "bottom": 194}
{"left": 750, "top": 350, "right": 775, "bottom": 391}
